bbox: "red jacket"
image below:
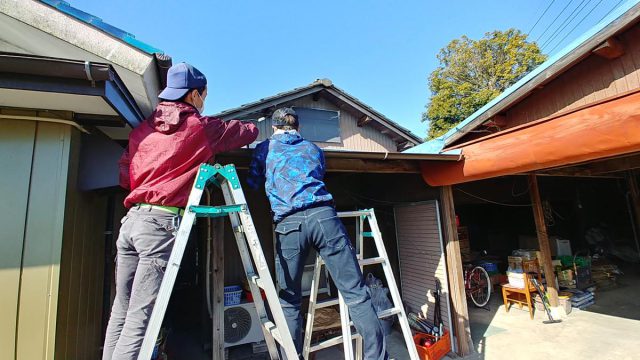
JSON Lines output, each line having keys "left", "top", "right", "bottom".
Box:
{"left": 119, "top": 101, "right": 258, "bottom": 208}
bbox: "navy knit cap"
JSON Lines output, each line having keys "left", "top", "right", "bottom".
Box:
{"left": 271, "top": 107, "right": 299, "bottom": 127}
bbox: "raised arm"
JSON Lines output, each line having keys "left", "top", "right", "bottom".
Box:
{"left": 203, "top": 117, "right": 259, "bottom": 154}
{"left": 247, "top": 141, "right": 269, "bottom": 190}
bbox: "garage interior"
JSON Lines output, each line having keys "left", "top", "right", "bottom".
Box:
{"left": 450, "top": 159, "right": 640, "bottom": 352}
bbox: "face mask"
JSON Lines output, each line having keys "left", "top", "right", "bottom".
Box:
{"left": 194, "top": 91, "right": 205, "bottom": 113}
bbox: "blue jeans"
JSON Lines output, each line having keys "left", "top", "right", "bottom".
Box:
{"left": 274, "top": 206, "right": 388, "bottom": 360}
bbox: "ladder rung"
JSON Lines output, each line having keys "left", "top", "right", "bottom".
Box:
{"left": 262, "top": 321, "right": 282, "bottom": 345}
{"left": 189, "top": 204, "right": 245, "bottom": 217}
{"left": 248, "top": 273, "right": 264, "bottom": 288}
{"left": 337, "top": 210, "right": 372, "bottom": 218}
{"left": 315, "top": 298, "right": 339, "bottom": 308}
{"left": 359, "top": 257, "right": 385, "bottom": 266}
{"left": 377, "top": 307, "right": 402, "bottom": 319}
{"left": 361, "top": 232, "right": 374, "bottom": 237}
{"left": 309, "top": 333, "right": 359, "bottom": 353}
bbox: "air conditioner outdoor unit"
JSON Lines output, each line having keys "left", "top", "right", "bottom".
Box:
{"left": 223, "top": 302, "right": 264, "bottom": 348}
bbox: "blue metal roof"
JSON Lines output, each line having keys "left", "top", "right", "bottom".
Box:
{"left": 407, "top": 0, "right": 640, "bottom": 155}
{"left": 39, "top": 0, "right": 163, "bottom": 55}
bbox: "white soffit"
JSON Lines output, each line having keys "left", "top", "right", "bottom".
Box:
{"left": 0, "top": 88, "right": 118, "bottom": 116}
{"left": 0, "top": 8, "right": 158, "bottom": 116}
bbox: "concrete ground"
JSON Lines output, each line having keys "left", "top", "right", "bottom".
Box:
{"left": 195, "top": 265, "right": 639, "bottom": 360}
{"left": 466, "top": 264, "right": 640, "bottom": 360}
{"left": 317, "top": 264, "right": 640, "bottom": 360}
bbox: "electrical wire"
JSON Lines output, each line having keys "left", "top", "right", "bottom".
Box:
{"left": 536, "top": 0, "right": 576, "bottom": 42}
{"left": 511, "top": 179, "right": 531, "bottom": 197}
{"left": 455, "top": 188, "right": 532, "bottom": 207}
{"left": 547, "top": 0, "right": 607, "bottom": 53}
{"left": 597, "top": 0, "right": 626, "bottom": 22}
{"left": 541, "top": 0, "right": 592, "bottom": 50}
{"left": 528, "top": 0, "right": 558, "bottom": 35}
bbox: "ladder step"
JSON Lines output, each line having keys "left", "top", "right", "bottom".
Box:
{"left": 377, "top": 307, "right": 402, "bottom": 319}
{"left": 337, "top": 210, "right": 372, "bottom": 218}
{"left": 361, "top": 232, "right": 374, "bottom": 237}
{"left": 346, "top": 308, "right": 403, "bottom": 327}
{"left": 319, "top": 256, "right": 385, "bottom": 267}
{"left": 359, "top": 256, "right": 386, "bottom": 266}
{"left": 315, "top": 298, "right": 339, "bottom": 308}
{"left": 189, "top": 204, "right": 245, "bottom": 217}
{"left": 262, "top": 321, "right": 283, "bottom": 345}
{"left": 309, "top": 333, "right": 359, "bottom": 353}
{"left": 247, "top": 273, "right": 264, "bottom": 289}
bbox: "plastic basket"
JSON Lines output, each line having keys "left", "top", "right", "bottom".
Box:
{"left": 224, "top": 285, "right": 243, "bottom": 306}
{"left": 479, "top": 262, "right": 498, "bottom": 274}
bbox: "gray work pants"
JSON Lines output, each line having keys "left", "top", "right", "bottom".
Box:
{"left": 102, "top": 206, "right": 180, "bottom": 360}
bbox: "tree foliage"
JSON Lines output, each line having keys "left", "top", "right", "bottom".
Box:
{"left": 423, "top": 29, "right": 546, "bottom": 139}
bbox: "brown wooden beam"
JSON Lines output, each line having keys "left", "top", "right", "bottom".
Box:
{"left": 536, "top": 153, "right": 640, "bottom": 178}
{"left": 357, "top": 115, "right": 373, "bottom": 127}
{"left": 593, "top": 37, "right": 625, "bottom": 59}
{"left": 325, "top": 158, "right": 420, "bottom": 173}
{"left": 217, "top": 155, "right": 421, "bottom": 174}
{"left": 440, "top": 186, "right": 472, "bottom": 356}
{"left": 626, "top": 170, "right": 640, "bottom": 261}
{"left": 528, "top": 174, "right": 559, "bottom": 307}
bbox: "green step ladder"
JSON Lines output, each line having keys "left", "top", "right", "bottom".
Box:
{"left": 138, "top": 163, "right": 298, "bottom": 360}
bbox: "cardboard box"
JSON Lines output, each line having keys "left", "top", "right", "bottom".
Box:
{"left": 508, "top": 256, "right": 523, "bottom": 272}
{"left": 507, "top": 271, "right": 526, "bottom": 288}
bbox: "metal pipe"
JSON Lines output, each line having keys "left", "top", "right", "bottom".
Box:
{"left": 0, "top": 114, "right": 90, "bottom": 133}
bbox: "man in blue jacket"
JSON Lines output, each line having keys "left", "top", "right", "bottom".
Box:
{"left": 248, "top": 108, "right": 388, "bottom": 360}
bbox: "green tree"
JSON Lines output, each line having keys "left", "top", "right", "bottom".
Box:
{"left": 423, "top": 29, "right": 546, "bottom": 139}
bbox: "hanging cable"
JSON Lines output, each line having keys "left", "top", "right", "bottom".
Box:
{"left": 536, "top": 0, "right": 576, "bottom": 42}
{"left": 597, "top": 0, "right": 625, "bottom": 22}
{"left": 455, "top": 188, "right": 532, "bottom": 207}
{"left": 541, "top": 0, "right": 592, "bottom": 50}
{"left": 528, "top": 0, "right": 558, "bottom": 35}
{"left": 547, "top": 0, "right": 607, "bottom": 53}
{"left": 511, "top": 179, "right": 531, "bottom": 197}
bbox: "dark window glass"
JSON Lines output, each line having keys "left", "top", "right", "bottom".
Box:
{"left": 294, "top": 107, "right": 341, "bottom": 143}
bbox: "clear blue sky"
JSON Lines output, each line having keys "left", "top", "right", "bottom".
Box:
{"left": 70, "top": 0, "right": 627, "bottom": 138}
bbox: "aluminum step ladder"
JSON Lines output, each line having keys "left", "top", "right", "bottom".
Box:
{"left": 302, "top": 209, "right": 419, "bottom": 360}
{"left": 138, "top": 163, "right": 298, "bottom": 360}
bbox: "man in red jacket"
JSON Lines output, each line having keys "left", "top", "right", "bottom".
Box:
{"left": 102, "top": 62, "right": 258, "bottom": 360}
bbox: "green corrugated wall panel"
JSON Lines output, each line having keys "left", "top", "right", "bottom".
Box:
{"left": 0, "top": 120, "right": 37, "bottom": 360}
{"left": 14, "top": 122, "right": 71, "bottom": 360}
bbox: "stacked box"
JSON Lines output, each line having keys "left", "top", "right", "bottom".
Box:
{"left": 457, "top": 226, "right": 472, "bottom": 262}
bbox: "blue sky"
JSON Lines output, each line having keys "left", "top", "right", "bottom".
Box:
{"left": 69, "top": 0, "right": 627, "bottom": 138}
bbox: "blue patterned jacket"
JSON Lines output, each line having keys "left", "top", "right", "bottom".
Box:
{"left": 248, "top": 131, "right": 333, "bottom": 222}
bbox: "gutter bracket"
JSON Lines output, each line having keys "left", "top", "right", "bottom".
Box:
{"left": 84, "top": 61, "right": 96, "bottom": 88}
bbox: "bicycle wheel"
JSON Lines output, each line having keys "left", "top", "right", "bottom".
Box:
{"left": 469, "top": 266, "right": 491, "bottom": 307}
